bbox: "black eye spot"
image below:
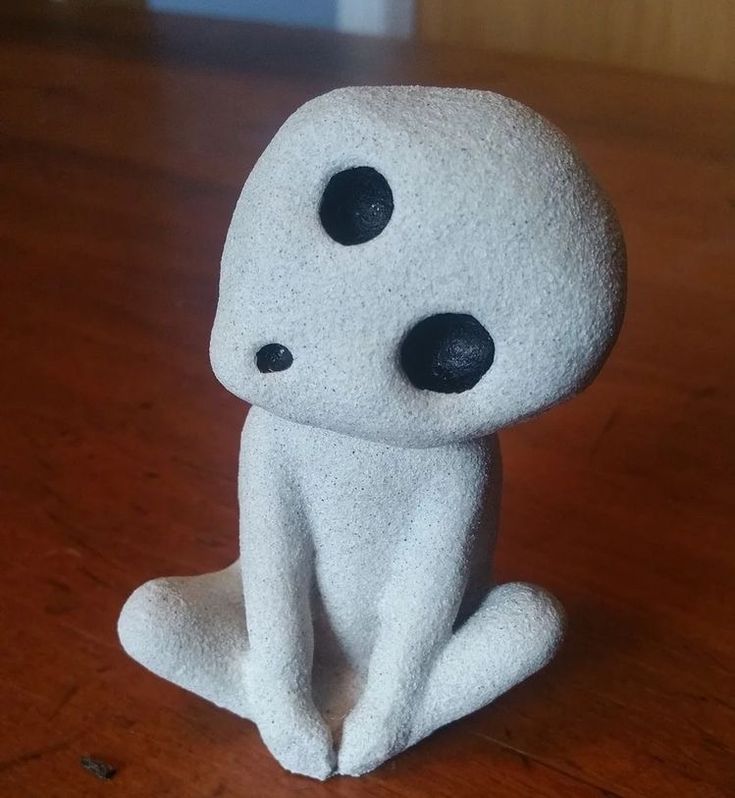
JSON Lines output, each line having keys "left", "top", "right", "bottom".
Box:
{"left": 400, "top": 313, "right": 495, "bottom": 394}
{"left": 319, "top": 166, "right": 393, "bottom": 246}
{"left": 256, "top": 343, "right": 293, "bottom": 373}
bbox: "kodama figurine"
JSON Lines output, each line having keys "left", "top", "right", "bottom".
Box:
{"left": 119, "top": 87, "right": 626, "bottom": 779}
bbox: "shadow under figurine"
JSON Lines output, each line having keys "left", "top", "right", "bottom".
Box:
{"left": 118, "top": 86, "right": 626, "bottom": 779}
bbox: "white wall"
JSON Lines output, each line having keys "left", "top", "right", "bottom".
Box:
{"left": 336, "top": 0, "right": 415, "bottom": 38}
{"left": 147, "top": 0, "right": 415, "bottom": 37}
{"left": 148, "top": 0, "right": 337, "bottom": 29}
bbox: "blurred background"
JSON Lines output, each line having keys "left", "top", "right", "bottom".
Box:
{"left": 80, "top": 0, "right": 734, "bottom": 84}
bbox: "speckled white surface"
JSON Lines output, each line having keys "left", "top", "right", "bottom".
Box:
{"left": 118, "top": 86, "right": 625, "bottom": 780}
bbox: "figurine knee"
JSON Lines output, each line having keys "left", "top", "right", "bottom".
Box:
{"left": 118, "top": 566, "right": 251, "bottom": 717}
{"left": 449, "top": 581, "right": 565, "bottom": 696}
{"left": 118, "top": 578, "right": 180, "bottom": 668}
{"left": 411, "top": 582, "right": 564, "bottom": 745}
{"left": 483, "top": 582, "right": 566, "bottom": 671}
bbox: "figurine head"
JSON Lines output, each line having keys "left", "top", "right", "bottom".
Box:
{"left": 211, "top": 87, "right": 625, "bottom": 447}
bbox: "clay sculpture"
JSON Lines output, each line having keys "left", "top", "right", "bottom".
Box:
{"left": 119, "top": 86, "right": 626, "bottom": 779}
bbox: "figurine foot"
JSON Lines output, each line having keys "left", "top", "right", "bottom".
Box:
{"left": 255, "top": 703, "right": 336, "bottom": 780}
{"left": 118, "top": 562, "right": 252, "bottom": 717}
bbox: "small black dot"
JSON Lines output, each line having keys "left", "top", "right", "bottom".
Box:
{"left": 256, "top": 343, "right": 293, "bottom": 373}
{"left": 319, "top": 166, "right": 393, "bottom": 246}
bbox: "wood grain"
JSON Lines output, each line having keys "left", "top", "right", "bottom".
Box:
{"left": 0, "top": 3, "right": 733, "bottom": 797}
{"left": 418, "top": 0, "right": 735, "bottom": 85}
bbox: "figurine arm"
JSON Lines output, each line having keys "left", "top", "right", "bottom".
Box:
{"left": 338, "top": 447, "right": 488, "bottom": 775}
{"left": 238, "top": 419, "right": 334, "bottom": 779}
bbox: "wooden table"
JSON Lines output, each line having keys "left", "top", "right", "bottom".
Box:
{"left": 1, "top": 4, "right": 733, "bottom": 796}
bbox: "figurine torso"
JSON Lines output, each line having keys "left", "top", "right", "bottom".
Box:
{"left": 239, "top": 406, "right": 498, "bottom": 668}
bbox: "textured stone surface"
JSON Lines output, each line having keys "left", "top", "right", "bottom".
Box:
{"left": 119, "top": 86, "right": 625, "bottom": 780}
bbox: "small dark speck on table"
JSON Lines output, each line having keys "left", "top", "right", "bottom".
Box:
{"left": 81, "top": 755, "right": 118, "bottom": 780}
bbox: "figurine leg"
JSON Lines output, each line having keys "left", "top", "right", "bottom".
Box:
{"left": 410, "top": 582, "right": 564, "bottom": 746}
{"left": 117, "top": 561, "right": 251, "bottom": 718}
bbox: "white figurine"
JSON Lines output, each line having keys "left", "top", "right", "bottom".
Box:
{"left": 119, "top": 87, "right": 626, "bottom": 779}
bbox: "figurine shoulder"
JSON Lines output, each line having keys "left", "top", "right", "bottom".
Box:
{"left": 421, "top": 435, "right": 496, "bottom": 493}
{"left": 242, "top": 405, "right": 284, "bottom": 441}
{"left": 239, "top": 407, "right": 296, "bottom": 465}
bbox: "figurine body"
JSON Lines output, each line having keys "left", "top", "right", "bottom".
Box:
{"left": 119, "top": 87, "right": 625, "bottom": 779}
